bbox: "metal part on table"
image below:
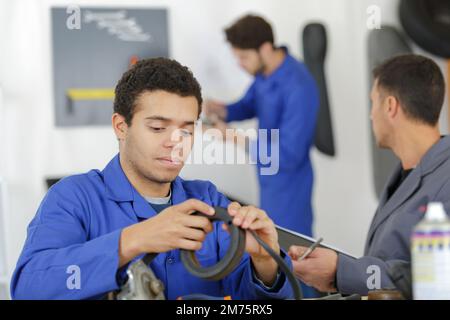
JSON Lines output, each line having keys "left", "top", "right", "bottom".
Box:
{"left": 116, "top": 259, "right": 165, "bottom": 300}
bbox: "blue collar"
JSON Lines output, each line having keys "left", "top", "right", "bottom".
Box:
{"left": 102, "top": 154, "right": 188, "bottom": 219}
{"left": 256, "top": 46, "right": 295, "bottom": 84}
{"left": 103, "top": 154, "right": 134, "bottom": 202}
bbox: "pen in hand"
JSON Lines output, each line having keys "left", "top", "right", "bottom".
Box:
{"left": 297, "top": 237, "right": 323, "bottom": 261}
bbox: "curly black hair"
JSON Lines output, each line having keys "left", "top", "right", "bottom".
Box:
{"left": 224, "top": 15, "right": 274, "bottom": 50}
{"left": 114, "top": 57, "right": 203, "bottom": 125}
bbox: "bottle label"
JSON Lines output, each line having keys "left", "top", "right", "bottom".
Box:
{"left": 412, "top": 231, "right": 450, "bottom": 300}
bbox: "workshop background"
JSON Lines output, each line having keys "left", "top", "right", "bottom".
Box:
{"left": 0, "top": 0, "right": 448, "bottom": 299}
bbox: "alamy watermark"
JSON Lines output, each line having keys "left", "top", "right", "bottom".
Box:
{"left": 65, "top": 5, "right": 152, "bottom": 42}
{"left": 66, "top": 265, "right": 81, "bottom": 290}
{"left": 366, "top": 265, "right": 381, "bottom": 290}
{"left": 366, "top": 5, "right": 381, "bottom": 30}
{"left": 170, "top": 122, "right": 280, "bottom": 176}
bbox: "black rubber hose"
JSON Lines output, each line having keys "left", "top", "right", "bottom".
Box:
{"left": 180, "top": 207, "right": 303, "bottom": 300}
{"left": 141, "top": 207, "right": 303, "bottom": 299}
{"left": 248, "top": 229, "right": 303, "bottom": 300}
{"left": 180, "top": 208, "right": 246, "bottom": 281}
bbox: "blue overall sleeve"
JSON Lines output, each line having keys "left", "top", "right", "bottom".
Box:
{"left": 10, "top": 180, "right": 121, "bottom": 300}
{"left": 226, "top": 83, "right": 257, "bottom": 122}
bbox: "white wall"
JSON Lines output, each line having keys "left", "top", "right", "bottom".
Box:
{"left": 0, "top": 0, "right": 448, "bottom": 292}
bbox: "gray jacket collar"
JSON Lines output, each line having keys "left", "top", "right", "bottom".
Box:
{"left": 367, "top": 135, "right": 450, "bottom": 245}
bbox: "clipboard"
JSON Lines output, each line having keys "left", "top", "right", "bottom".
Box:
{"left": 276, "top": 225, "right": 357, "bottom": 260}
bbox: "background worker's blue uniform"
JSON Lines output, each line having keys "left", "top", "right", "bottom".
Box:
{"left": 226, "top": 50, "right": 319, "bottom": 236}
{"left": 11, "top": 155, "right": 294, "bottom": 300}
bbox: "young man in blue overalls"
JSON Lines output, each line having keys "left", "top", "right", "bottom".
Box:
{"left": 11, "top": 58, "right": 294, "bottom": 300}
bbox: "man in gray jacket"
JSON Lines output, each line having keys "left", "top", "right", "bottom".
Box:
{"left": 288, "top": 54, "right": 449, "bottom": 295}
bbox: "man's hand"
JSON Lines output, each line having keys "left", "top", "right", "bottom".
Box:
{"left": 223, "top": 202, "right": 280, "bottom": 286}
{"left": 288, "top": 246, "right": 338, "bottom": 293}
{"left": 203, "top": 100, "right": 249, "bottom": 149}
{"left": 204, "top": 99, "right": 227, "bottom": 121}
{"left": 119, "top": 199, "right": 215, "bottom": 267}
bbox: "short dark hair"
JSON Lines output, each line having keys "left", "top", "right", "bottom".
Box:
{"left": 373, "top": 54, "right": 445, "bottom": 126}
{"left": 224, "top": 15, "right": 274, "bottom": 50}
{"left": 114, "top": 57, "right": 203, "bottom": 125}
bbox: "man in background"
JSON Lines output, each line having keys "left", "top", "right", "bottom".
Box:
{"left": 205, "top": 15, "right": 319, "bottom": 237}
